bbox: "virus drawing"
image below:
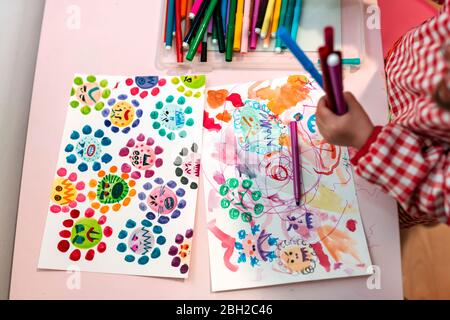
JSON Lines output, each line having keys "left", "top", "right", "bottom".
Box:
{"left": 102, "top": 93, "right": 143, "bottom": 134}
{"left": 50, "top": 167, "right": 86, "bottom": 213}
{"left": 173, "top": 143, "right": 200, "bottom": 189}
{"left": 168, "top": 229, "right": 193, "bottom": 274}
{"left": 170, "top": 75, "right": 205, "bottom": 99}
{"left": 276, "top": 239, "right": 317, "bottom": 275}
{"left": 69, "top": 75, "right": 111, "bottom": 115}
{"left": 235, "top": 224, "right": 277, "bottom": 267}
{"left": 124, "top": 76, "right": 167, "bottom": 98}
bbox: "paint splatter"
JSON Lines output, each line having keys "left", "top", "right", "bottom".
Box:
{"left": 346, "top": 219, "right": 357, "bottom": 232}
{"left": 226, "top": 93, "right": 245, "bottom": 108}
{"left": 310, "top": 242, "right": 331, "bottom": 272}
{"left": 207, "top": 89, "right": 229, "bottom": 109}
{"left": 216, "top": 110, "right": 232, "bottom": 123}
{"left": 203, "top": 111, "right": 222, "bottom": 132}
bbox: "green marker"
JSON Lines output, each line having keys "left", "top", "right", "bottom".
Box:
{"left": 275, "top": 0, "right": 289, "bottom": 53}
{"left": 318, "top": 58, "right": 361, "bottom": 65}
{"left": 226, "top": 0, "right": 238, "bottom": 62}
{"left": 186, "top": 0, "right": 220, "bottom": 61}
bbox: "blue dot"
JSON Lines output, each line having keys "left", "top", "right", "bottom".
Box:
{"left": 138, "top": 256, "right": 149, "bottom": 265}
{"left": 70, "top": 131, "right": 80, "bottom": 140}
{"left": 94, "top": 129, "right": 104, "bottom": 138}
{"left": 184, "top": 106, "right": 192, "bottom": 114}
{"left": 108, "top": 98, "right": 115, "bottom": 106}
{"left": 151, "top": 248, "right": 161, "bottom": 259}
{"left": 118, "top": 94, "right": 127, "bottom": 100}
{"left": 112, "top": 126, "right": 119, "bottom": 133}
{"left": 136, "top": 109, "right": 143, "bottom": 117}
{"left": 117, "top": 243, "right": 127, "bottom": 252}
{"left": 142, "top": 219, "right": 152, "bottom": 227}
{"left": 125, "top": 255, "right": 135, "bottom": 262}
{"left": 131, "top": 120, "right": 140, "bottom": 128}
{"left": 171, "top": 210, "right": 181, "bottom": 219}
{"left": 118, "top": 231, "right": 128, "bottom": 239}
{"left": 132, "top": 100, "right": 139, "bottom": 107}
{"left": 155, "top": 178, "right": 164, "bottom": 185}
{"left": 176, "top": 188, "right": 186, "bottom": 197}
{"left": 156, "top": 236, "right": 166, "bottom": 245}
{"left": 158, "top": 216, "right": 170, "bottom": 224}
{"left": 139, "top": 203, "right": 147, "bottom": 211}
{"left": 66, "top": 154, "right": 77, "bottom": 164}
{"left": 146, "top": 212, "right": 156, "bottom": 220}
{"left": 104, "top": 120, "right": 111, "bottom": 127}
{"left": 167, "top": 180, "right": 177, "bottom": 188}
{"left": 126, "top": 219, "right": 136, "bottom": 228}
{"left": 177, "top": 97, "right": 186, "bottom": 105}
{"left": 153, "top": 226, "right": 163, "bottom": 234}
{"left": 178, "top": 200, "right": 186, "bottom": 209}
{"left": 143, "top": 182, "right": 152, "bottom": 190}
{"left": 82, "top": 125, "right": 92, "bottom": 135}
{"left": 138, "top": 192, "right": 146, "bottom": 201}
{"left": 78, "top": 163, "right": 88, "bottom": 172}
{"left": 179, "top": 130, "right": 187, "bottom": 138}
{"left": 65, "top": 144, "right": 74, "bottom": 152}
{"left": 92, "top": 162, "right": 101, "bottom": 171}
{"left": 101, "top": 153, "right": 112, "bottom": 163}
{"left": 101, "top": 137, "right": 111, "bottom": 146}
{"left": 102, "top": 109, "right": 110, "bottom": 117}
{"left": 122, "top": 127, "right": 130, "bottom": 134}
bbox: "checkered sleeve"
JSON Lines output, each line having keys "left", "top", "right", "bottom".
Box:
{"left": 351, "top": 124, "right": 450, "bottom": 224}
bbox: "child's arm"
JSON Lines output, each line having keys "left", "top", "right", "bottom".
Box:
{"left": 427, "top": 0, "right": 445, "bottom": 8}
{"left": 316, "top": 95, "right": 449, "bottom": 224}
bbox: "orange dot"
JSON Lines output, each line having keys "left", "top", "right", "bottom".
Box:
{"left": 89, "top": 180, "right": 97, "bottom": 188}
{"left": 121, "top": 173, "right": 129, "bottom": 180}
{"left": 123, "top": 197, "right": 131, "bottom": 206}
{"left": 129, "top": 180, "right": 136, "bottom": 187}
{"left": 98, "top": 170, "right": 106, "bottom": 178}
{"left": 129, "top": 189, "right": 136, "bottom": 197}
{"left": 88, "top": 192, "right": 97, "bottom": 201}
{"left": 100, "top": 206, "right": 109, "bottom": 214}
{"left": 112, "top": 203, "right": 121, "bottom": 211}
{"left": 110, "top": 166, "right": 118, "bottom": 173}
{"left": 92, "top": 202, "right": 100, "bottom": 209}
{"left": 247, "top": 240, "right": 252, "bottom": 244}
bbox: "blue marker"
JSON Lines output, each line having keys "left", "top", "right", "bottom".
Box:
{"left": 165, "top": 0, "right": 175, "bottom": 49}
{"left": 291, "top": 0, "right": 302, "bottom": 40}
{"left": 277, "top": 26, "right": 324, "bottom": 88}
{"left": 221, "top": 0, "right": 229, "bottom": 33}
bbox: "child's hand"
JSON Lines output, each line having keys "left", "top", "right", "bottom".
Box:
{"left": 315, "top": 92, "right": 375, "bottom": 149}
{"left": 434, "top": 41, "right": 450, "bottom": 110}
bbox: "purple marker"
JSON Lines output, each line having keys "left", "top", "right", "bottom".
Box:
{"left": 250, "top": 0, "right": 261, "bottom": 50}
{"left": 327, "top": 53, "right": 348, "bottom": 115}
{"left": 289, "top": 121, "right": 302, "bottom": 206}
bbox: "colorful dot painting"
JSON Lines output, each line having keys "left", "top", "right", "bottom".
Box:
{"left": 102, "top": 94, "right": 143, "bottom": 134}
{"left": 116, "top": 218, "right": 166, "bottom": 265}
{"left": 70, "top": 75, "right": 111, "bottom": 115}
{"left": 50, "top": 168, "right": 86, "bottom": 213}
{"left": 57, "top": 208, "right": 112, "bottom": 261}
{"left": 150, "top": 95, "right": 194, "bottom": 140}
{"left": 171, "top": 75, "right": 205, "bottom": 99}
{"left": 125, "top": 76, "right": 167, "bottom": 98}
{"left": 235, "top": 225, "right": 277, "bottom": 267}
{"left": 119, "top": 133, "right": 163, "bottom": 179}
{"left": 65, "top": 125, "right": 112, "bottom": 172}
{"left": 173, "top": 143, "right": 200, "bottom": 189}
{"left": 168, "top": 229, "right": 193, "bottom": 274}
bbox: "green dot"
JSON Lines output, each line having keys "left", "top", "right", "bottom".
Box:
{"left": 252, "top": 191, "right": 262, "bottom": 201}
{"left": 156, "top": 102, "right": 163, "bottom": 110}
{"left": 87, "top": 75, "right": 96, "bottom": 83}
{"left": 70, "top": 88, "right": 75, "bottom": 96}
{"left": 94, "top": 102, "right": 104, "bottom": 111}
{"left": 241, "top": 212, "right": 252, "bottom": 223}
{"left": 254, "top": 204, "right": 264, "bottom": 215}
{"left": 159, "top": 129, "right": 166, "bottom": 137}
{"left": 177, "top": 86, "right": 185, "bottom": 93}
{"left": 100, "top": 79, "right": 108, "bottom": 88}
{"left": 227, "top": 178, "right": 239, "bottom": 189}
{"left": 166, "top": 95, "right": 174, "bottom": 103}
{"left": 186, "top": 119, "right": 194, "bottom": 127}
{"left": 70, "top": 101, "right": 80, "bottom": 108}
{"left": 221, "top": 199, "right": 230, "bottom": 209}
{"left": 167, "top": 132, "right": 175, "bottom": 140}
{"left": 185, "top": 91, "right": 193, "bottom": 97}
{"left": 184, "top": 106, "right": 193, "bottom": 114}
{"left": 242, "top": 180, "right": 253, "bottom": 189}
{"left": 81, "top": 106, "right": 91, "bottom": 115}
{"left": 153, "top": 122, "right": 161, "bottom": 129}
{"left": 172, "top": 77, "right": 180, "bottom": 84}
{"left": 177, "top": 97, "right": 186, "bottom": 105}
{"left": 194, "top": 92, "right": 202, "bottom": 98}
{"left": 74, "top": 77, "right": 83, "bottom": 86}
{"left": 179, "top": 130, "right": 187, "bottom": 138}
{"left": 150, "top": 111, "right": 159, "bottom": 120}
{"left": 102, "top": 89, "right": 111, "bottom": 99}
{"left": 229, "top": 209, "right": 240, "bottom": 220}
{"left": 219, "top": 185, "right": 230, "bottom": 196}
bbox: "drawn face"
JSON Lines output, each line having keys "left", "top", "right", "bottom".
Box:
{"left": 135, "top": 76, "right": 158, "bottom": 89}
{"left": 160, "top": 104, "right": 185, "bottom": 131}
{"left": 76, "top": 82, "right": 101, "bottom": 106}
{"left": 182, "top": 75, "right": 205, "bottom": 89}
{"left": 147, "top": 186, "right": 178, "bottom": 215}
{"left": 96, "top": 174, "right": 129, "bottom": 204}
{"left": 51, "top": 177, "right": 76, "bottom": 205}
{"left": 280, "top": 245, "right": 313, "bottom": 273}
{"left": 182, "top": 154, "right": 200, "bottom": 178}
{"left": 178, "top": 240, "right": 191, "bottom": 263}
{"left": 70, "top": 218, "right": 102, "bottom": 249}
{"left": 75, "top": 136, "right": 102, "bottom": 163}
{"left": 128, "top": 227, "right": 154, "bottom": 255}
{"left": 110, "top": 101, "right": 135, "bottom": 127}
{"left": 129, "top": 144, "right": 156, "bottom": 170}
{"left": 241, "top": 235, "right": 263, "bottom": 261}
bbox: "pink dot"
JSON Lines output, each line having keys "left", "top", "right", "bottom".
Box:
{"left": 158, "top": 79, "right": 166, "bottom": 86}
{"left": 125, "top": 78, "right": 133, "bottom": 86}
{"left": 57, "top": 168, "right": 67, "bottom": 177}
{"left": 76, "top": 182, "right": 85, "bottom": 190}
{"left": 68, "top": 173, "right": 77, "bottom": 182}
{"left": 98, "top": 215, "right": 107, "bottom": 225}
{"left": 147, "top": 137, "right": 155, "bottom": 145}
{"left": 62, "top": 206, "right": 70, "bottom": 213}
{"left": 155, "top": 146, "right": 163, "bottom": 155}
{"left": 121, "top": 164, "right": 131, "bottom": 174}
{"left": 137, "top": 134, "right": 146, "bottom": 142}
{"left": 85, "top": 249, "right": 95, "bottom": 261}
{"left": 144, "top": 170, "right": 154, "bottom": 178}
{"left": 155, "top": 159, "right": 163, "bottom": 167}
{"left": 63, "top": 219, "right": 73, "bottom": 228}
{"left": 50, "top": 205, "right": 61, "bottom": 213}
{"left": 76, "top": 194, "right": 86, "bottom": 202}
{"left": 104, "top": 226, "right": 113, "bottom": 237}
{"left": 131, "top": 87, "right": 139, "bottom": 96}
{"left": 140, "top": 91, "right": 148, "bottom": 99}
{"left": 131, "top": 172, "right": 141, "bottom": 179}
{"left": 97, "top": 242, "right": 106, "bottom": 253}
{"left": 58, "top": 240, "right": 70, "bottom": 253}
{"left": 69, "top": 201, "right": 77, "bottom": 208}
{"left": 119, "top": 147, "right": 130, "bottom": 157}
{"left": 59, "top": 230, "right": 71, "bottom": 238}
{"left": 70, "top": 209, "right": 80, "bottom": 219}
{"left": 85, "top": 208, "right": 95, "bottom": 217}
{"left": 151, "top": 88, "right": 160, "bottom": 96}
{"left": 70, "top": 249, "right": 81, "bottom": 261}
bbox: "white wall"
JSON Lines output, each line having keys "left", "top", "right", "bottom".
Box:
{"left": 0, "top": 0, "right": 45, "bottom": 299}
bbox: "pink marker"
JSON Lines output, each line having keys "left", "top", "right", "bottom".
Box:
{"left": 250, "top": 0, "right": 261, "bottom": 50}
{"left": 190, "top": 0, "right": 204, "bottom": 19}
{"left": 327, "top": 53, "right": 348, "bottom": 115}
{"left": 241, "top": 0, "right": 252, "bottom": 53}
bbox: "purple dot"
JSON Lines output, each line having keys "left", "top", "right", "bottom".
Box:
{"left": 185, "top": 229, "right": 193, "bottom": 239}
{"left": 136, "top": 109, "right": 143, "bottom": 117}
{"left": 178, "top": 200, "right": 186, "bottom": 209}
{"left": 168, "top": 245, "right": 178, "bottom": 256}
{"left": 143, "top": 182, "right": 152, "bottom": 190}
{"left": 108, "top": 99, "right": 115, "bottom": 106}
{"left": 118, "top": 94, "right": 127, "bottom": 100}
{"left": 171, "top": 210, "right": 181, "bottom": 219}
{"left": 171, "top": 256, "right": 181, "bottom": 267}
{"left": 167, "top": 180, "right": 177, "bottom": 188}
{"left": 175, "top": 234, "right": 184, "bottom": 244}
{"left": 180, "top": 264, "right": 189, "bottom": 274}
{"left": 146, "top": 212, "right": 156, "bottom": 220}
{"left": 132, "top": 100, "right": 139, "bottom": 107}
{"left": 155, "top": 178, "right": 164, "bottom": 185}
{"left": 176, "top": 188, "right": 185, "bottom": 197}
{"left": 139, "top": 203, "right": 147, "bottom": 211}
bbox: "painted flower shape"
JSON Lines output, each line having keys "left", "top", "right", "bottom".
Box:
{"left": 170, "top": 75, "right": 205, "bottom": 99}
{"left": 50, "top": 167, "right": 86, "bottom": 213}
{"left": 65, "top": 125, "right": 112, "bottom": 172}
{"left": 207, "top": 89, "right": 229, "bottom": 109}
{"left": 116, "top": 217, "right": 166, "bottom": 265}
{"left": 173, "top": 143, "right": 200, "bottom": 189}
{"left": 69, "top": 75, "right": 111, "bottom": 115}
{"left": 119, "top": 133, "right": 164, "bottom": 179}
{"left": 168, "top": 229, "right": 193, "bottom": 274}
{"left": 87, "top": 165, "right": 136, "bottom": 214}
{"left": 57, "top": 208, "right": 112, "bottom": 261}
{"left": 150, "top": 95, "right": 195, "bottom": 140}
{"left": 138, "top": 178, "right": 186, "bottom": 224}
{"left": 124, "top": 76, "right": 167, "bottom": 98}
{"left": 235, "top": 224, "right": 277, "bottom": 267}
{"left": 102, "top": 94, "right": 143, "bottom": 134}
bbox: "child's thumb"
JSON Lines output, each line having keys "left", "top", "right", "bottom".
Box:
{"left": 316, "top": 96, "right": 335, "bottom": 121}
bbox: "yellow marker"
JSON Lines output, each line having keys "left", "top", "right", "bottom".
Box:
{"left": 270, "top": 0, "right": 282, "bottom": 38}
{"left": 261, "top": 0, "right": 276, "bottom": 39}
{"left": 233, "top": 0, "right": 245, "bottom": 52}
{"left": 263, "top": 16, "right": 273, "bottom": 48}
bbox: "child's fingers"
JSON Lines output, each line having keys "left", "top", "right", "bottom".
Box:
{"left": 316, "top": 96, "right": 336, "bottom": 121}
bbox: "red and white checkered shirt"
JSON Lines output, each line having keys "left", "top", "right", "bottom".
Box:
{"left": 351, "top": 0, "right": 450, "bottom": 228}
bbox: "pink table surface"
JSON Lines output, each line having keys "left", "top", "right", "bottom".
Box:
{"left": 10, "top": 0, "right": 403, "bottom": 299}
